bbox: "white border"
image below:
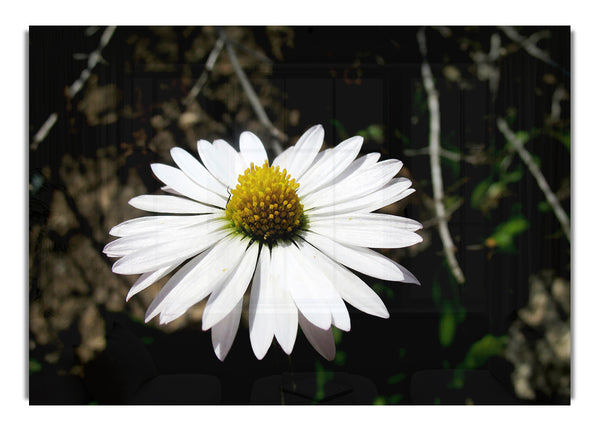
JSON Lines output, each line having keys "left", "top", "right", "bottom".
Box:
{"left": 4, "top": 1, "right": 597, "bottom": 429}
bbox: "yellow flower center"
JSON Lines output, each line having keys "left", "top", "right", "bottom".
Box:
{"left": 225, "top": 161, "right": 304, "bottom": 243}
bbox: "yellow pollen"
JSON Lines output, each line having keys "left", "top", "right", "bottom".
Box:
{"left": 225, "top": 161, "right": 304, "bottom": 242}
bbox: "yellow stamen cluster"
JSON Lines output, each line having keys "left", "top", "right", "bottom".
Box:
{"left": 225, "top": 161, "right": 304, "bottom": 243}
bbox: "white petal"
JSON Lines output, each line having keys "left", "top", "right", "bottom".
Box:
{"left": 126, "top": 264, "right": 178, "bottom": 302}
{"left": 298, "top": 135, "right": 363, "bottom": 196}
{"left": 213, "top": 139, "right": 246, "bottom": 184}
{"left": 249, "top": 246, "right": 275, "bottom": 359}
{"left": 269, "top": 245, "right": 299, "bottom": 355}
{"left": 239, "top": 131, "right": 269, "bottom": 168}
{"left": 298, "top": 311, "right": 336, "bottom": 361}
{"left": 301, "top": 230, "right": 420, "bottom": 284}
{"left": 144, "top": 249, "right": 208, "bottom": 322}
{"left": 109, "top": 214, "right": 218, "bottom": 237}
{"left": 299, "top": 243, "right": 389, "bottom": 318}
{"left": 170, "top": 147, "right": 229, "bottom": 197}
{"left": 277, "top": 125, "right": 324, "bottom": 180}
{"left": 309, "top": 213, "right": 423, "bottom": 249}
{"left": 161, "top": 186, "right": 184, "bottom": 196}
{"left": 151, "top": 163, "right": 226, "bottom": 208}
{"left": 197, "top": 139, "right": 238, "bottom": 189}
{"left": 104, "top": 219, "right": 225, "bottom": 258}
{"left": 320, "top": 152, "right": 380, "bottom": 188}
{"left": 301, "top": 159, "right": 403, "bottom": 210}
{"left": 157, "top": 235, "right": 251, "bottom": 324}
{"left": 111, "top": 221, "right": 230, "bottom": 274}
{"left": 129, "top": 195, "right": 220, "bottom": 214}
{"left": 279, "top": 241, "right": 350, "bottom": 331}
{"left": 272, "top": 144, "right": 296, "bottom": 168}
{"left": 211, "top": 298, "right": 243, "bottom": 361}
{"left": 295, "top": 240, "right": 351, "bottom": 331}
{"left": 306, "top": 178, "right": 413, "bottom": 217}
{"left": 201, "top": 242, "right": 260, "bottom": 330}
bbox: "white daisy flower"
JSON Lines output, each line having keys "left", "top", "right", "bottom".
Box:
{"left": 105, "top": 124, "right": 422, "bottom": 361}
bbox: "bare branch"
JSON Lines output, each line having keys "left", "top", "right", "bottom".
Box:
{"left": 66, "top": 26, "right": 117, "bottom": 99}
{"left": 421, "top": 197, "right": 464, "bottom": 230}
{"left": 220, "top": 29, "right": 287, "bottom": 154}
{"left": 417, "top": 27, "right": 466, "bottom": 284}
{"left": 183, "top": 35, "right": 226, "bottom": 106}
{"left": 499, "top": 26, "right": 564, "bottom": 73}
{"left": 31, "top": 27, "right": 117, "bottom": 150}
{"left": 550, "top": 85, "right": 568, "bottom": 124}
{"left": 31, "top": 113, "right": 58, "bottom": 151}
{"left": 497, "top": 117, "right": 571, "bottom": 241}
{"left": 403, "top": 146, "right": 482, "bottom": 164}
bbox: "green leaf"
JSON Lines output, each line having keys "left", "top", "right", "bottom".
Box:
{"left": 334, "top": 351, "right": 346, "bottom": 366}
{"left": 439, "top": 302, "right": 456, "bottom": 347}
{"left": 330, "top": 119, "right": 349, "bottom": 140}
{"left": 357, "top": 124, "right": 385, "bottom": 144}
{"left": 372, "top": 283, "right": 394, "bottom": 299}
{"left": 314, "top": 361, "right": 334, "bottom": 403}
{"left": 501, "top": 167, "right": 523, "bottom": 184}
{"left": 332, "top": 327, "right": 343, "bottom": 345}
{"left": 373, "top": 396, "right": 387, "bottom": 405}
{"left": 537, "top": 201, "right": 551, "bottom": 213}
{"left": 462, "top": 334, "right": 508, "bottom": 369}
{"left": 471, "top": 178, "right": 493, "bottom": 209}
{"left": 387, "top": 373, "right": 406, "bottom": 384}
{"left": 513, "top": 130, "right": 530, "bottom": 145}
{"left": 29, "top": 359, "right": 42, "bottom": 374}
{"left": 487, "top": 214, "right": 529, "bottom": 251}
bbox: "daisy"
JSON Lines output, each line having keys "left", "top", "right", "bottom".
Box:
{"left": 104, "top": 125, "right": 422, "bottom": 361}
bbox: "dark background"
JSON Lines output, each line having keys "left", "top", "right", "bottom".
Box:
{"left": 28, "top": 26, "right": 571, "bottom": 405}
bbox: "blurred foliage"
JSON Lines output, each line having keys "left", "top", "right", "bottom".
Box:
{"left": 313, "top": 361, "right": 334, "bottom": 403}
{"left": 372, "top": 283, "right": 395, "bottom": 300}
{"left": 460, "top": 334, "right": 508, "bottom": 370}
{"left": 438, "top": 299, "right": 466, "bottom": 347}
{"left": 29, "top": 359, "right": 42, "bottom": 374}
{"left": 449, "top": 334, "right": 508, "bottom": 389}
{"left": 357, "top": 124, "right": 385, "bottom": 145}
{"left": 485, "top": 213, "right": 529, "bottom": 252}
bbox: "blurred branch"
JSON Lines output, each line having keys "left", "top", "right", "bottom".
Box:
{"left": 421, "top": 197, "right": 464, "bottom": 230}
{"left": 404, "top": 147, "right": 480, "bottom": 164}
{"left": 497, "top": 117, "right": 571, "bottom": 242}
{"left": 220, "top": 29, "right": 287, "bottom": 154}
{"left": 31, "top": 113, "right": 58, "bottom": 151}
{"left": 66, "top": 26, "right": 117, "bottom": 99}
{"left": 183, "top": 35, "right": 226, "bottom": 106}
{"left": 228, "top": 38, "right": 274, "bottom": 65}
{"left": 499, "top": 26, "right": 567, "bottom": 75}
{"left": 30, "top": 26, "right": 117, "bottom": 151}
{"left": 417, "top": 27, "right": 466, "bottom": 284}
{"left": 550, "top": 85, "right": 568, "bottom": 124}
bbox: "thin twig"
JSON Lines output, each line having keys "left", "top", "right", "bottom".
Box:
{"left": 66, "top": 26, "right": 117, "bottom": 99}
{"left": 417, "top": 27, "right": 465, "bottom": 284}
{"left": 31, "top": 113, "right": 58, "bottom": 151}
{"left": 183, "top": 35, "right": 226, "bottom": 106}
{"left": 488, "top": 32, "right": 502, "bottom": 97}
{"left": 404, "top": 146, "right": 480, "bottom": 164}
{"left": 550, "top": 85, "right": 568, "bottom": 124}
{"left": 497, "top": 117, "right": 571, "bottom": 242}
{"left": 30, "top": 26, "right": 117, "bottom": 150}
{"left": 499, "top": 26, "right": 567, "bottom": 75}
{"left": 421, "top": 197, "right": 464, "bottom": 230}
{"left": 220, "top": 29, "right": 287, "bottom": 154}
{"left": 228, "top": 38, "right": 274, "bottom": 65}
